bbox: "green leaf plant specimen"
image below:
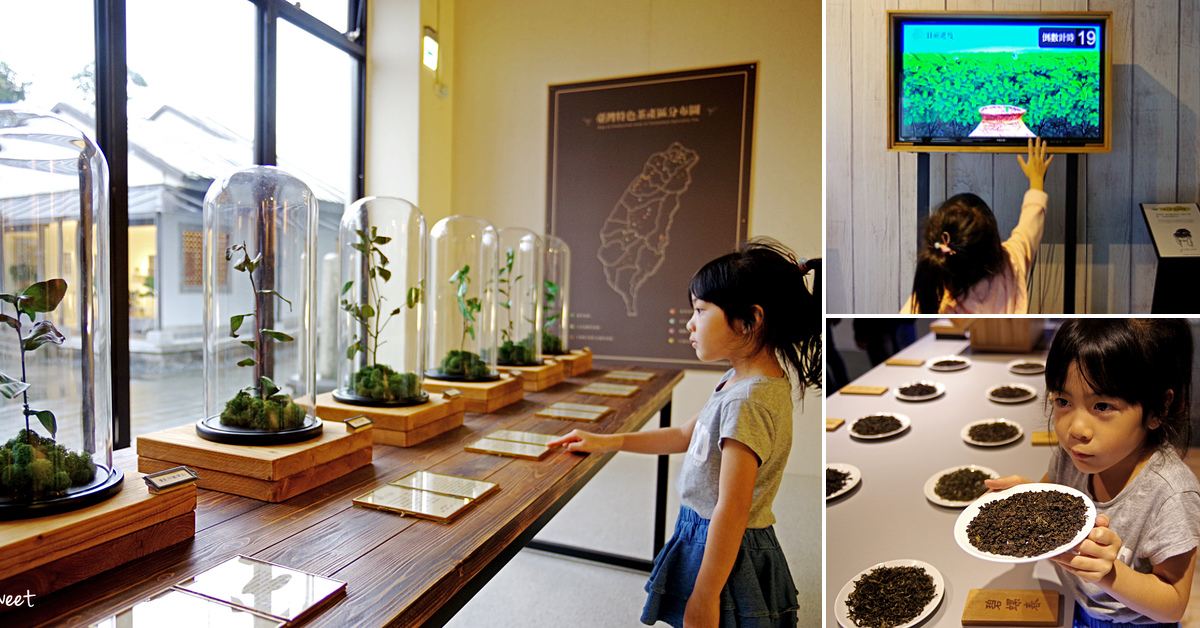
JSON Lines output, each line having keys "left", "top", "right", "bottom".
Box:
{"left": 496, "top": 248, "right": 537, "bottom": 365}
{"left": 220, "top": 243, "right": 306, "bottom": 430}
{"left": 437, "top": 264, "right": 490, "bottom": 379}
{"left": 0, "top": 279, "right": 97, "bottom": 499}
{"left": 340, "top": 227, "right": 423, "bottom": 402}
{"left": 541, "top": 279, "right": 565, "bottom": 355}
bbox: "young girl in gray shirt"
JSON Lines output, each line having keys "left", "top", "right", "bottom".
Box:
{"left": 987, "top": 319, "right": 1200, "bottom": 627}
{"left": 549, "top": 238, "right": 820, "bottom": 627}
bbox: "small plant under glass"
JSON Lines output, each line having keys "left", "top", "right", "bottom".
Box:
{"left": 0, "top": 279, "right": 121, "bottom": 517}
{"left": 434, "top": 264, "right": 496, "bottom": 380}
{"left": 196, "top": 243, "right": 322, "bottom": 445}
{"left": 496, "top": 248, "right": 539, "bottom": 365}
{"left": 541, "top": 279, "right": 565, "bottom": 355}
{"left": 333, "top": 227, "right": 427, "bottom": 406}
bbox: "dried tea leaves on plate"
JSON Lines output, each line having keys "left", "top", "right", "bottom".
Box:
{"left": 1011, "top": 362, "right": 1044, "bottom": 373}
{"left": 899, "top": 383, "right": 938, "bottom": 397}
{"left": 967, "top": 490, "right": 1087, "bottom": 558}
{"left": 991, "top": 385, "right": 1033, "bottom": 400}
{"left": 846, "top": 565, "right": 937, "bottom": 628}
{"left": 852, "top": 415, "right": 902, "bottom": 436}
{"left": 934, "top": 468, "right": 991, "bottom": 503}
{"left": 969, "top": 421, "right": 1020, "bottom": 443}
{"left": 933, "top": 359, "right": 967, "bottom": 369}
{"left": 827, "top": 467, "right": 852, "bottom": 497}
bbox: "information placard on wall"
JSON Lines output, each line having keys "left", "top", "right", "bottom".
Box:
{"left": 1141, "top": 203, "right": 1200, "bottom": 258}
{"left": 546, "top": 64, "right": 755, "bottom": 368}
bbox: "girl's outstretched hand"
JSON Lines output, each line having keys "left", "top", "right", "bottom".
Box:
{"left": 983, "top": 474, "right": 1034, "bottom": 493}
{"left": 546, "top": 429, "right": 620, "bottom": 454}
{"left": 1018, "top": 137, "right": 1054, "bottom": 191}
{"left": 1050, "top": 514, "right": 1120, "bottom": 584}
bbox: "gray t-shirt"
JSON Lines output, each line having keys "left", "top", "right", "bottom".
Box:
{"left": 676, "top": 370, "right": 793, "bottom": 529}
{"left": 1048, "top": 445, "right": 1200, "bottom": 624}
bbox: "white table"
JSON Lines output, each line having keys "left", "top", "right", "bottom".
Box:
{"left": 826, "top": 331, "right": 1075, "bottom": 627}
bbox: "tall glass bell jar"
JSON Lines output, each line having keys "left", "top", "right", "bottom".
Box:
{"left": 541, "top": 235, "right": 570, "bottom": 356}
{"left": 334, "top": 197, "right": 428, "bottom": 406}
{"left": 496, "top": 228, "right": 542, "bottom": 366}
{"left": 200, "top": 166, "right": 321, "bottom": 445}
{"left": 425, "top": 216, "right": 499, "bottom": 382}
{"left": 0, "top": 108, "right": 122, "bottom": 519}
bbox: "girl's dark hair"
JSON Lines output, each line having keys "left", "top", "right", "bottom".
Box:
{"left": 688, "top": 237, "right": 821, "bottom": 389}
{"left": 1045, "top": 318, "right": 1193, "bottom": 455}
{"left": 908, "top": 193, "right": 1007, "bottom": 313}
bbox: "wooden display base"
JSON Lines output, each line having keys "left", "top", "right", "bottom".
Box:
{"left": 550, "top": 348, "right": 592, "bottom": 376}
{"left": 422, "top": 374, "right": 524, "bottom": 413}
{"left": 136, "top": 422, "right": 373, "bottom": 502}
{"left": 311, "top": 392, "right": 466, "bottom": 448}
{"left": 503, "top": 359, "right": 565, "bottom": 391}
{"left": 0, "top": 458, "right": 196, "bottom": 597}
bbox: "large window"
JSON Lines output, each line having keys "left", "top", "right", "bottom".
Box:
{"left": 0, "top": 1, "right": 366, "bottom": 447}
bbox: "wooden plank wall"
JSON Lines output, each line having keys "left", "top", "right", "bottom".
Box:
{"left": 827, "top": 0, "right": 1200, "bottom": 313}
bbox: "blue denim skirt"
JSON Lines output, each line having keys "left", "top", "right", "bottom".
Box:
{"left": 640, "top": 506, "right": 799, "bottom": 628}
{"left": 1073, "top": 602, "right": 1180, "bottom": 628}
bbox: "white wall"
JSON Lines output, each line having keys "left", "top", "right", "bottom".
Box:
{"left": 827, "top": 0, "right": 1200, "bottom": 314}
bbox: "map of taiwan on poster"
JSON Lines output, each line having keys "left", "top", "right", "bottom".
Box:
{"left": 547, "top": 65, "right": 754, "bottom": 368}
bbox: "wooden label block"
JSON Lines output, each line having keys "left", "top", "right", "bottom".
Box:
{"left": 604, "top": 370, "right": 656, "bottom": 382}
{"left": 554, "top": 349, "right": 593, "bottom": 377}
{"left": 578, "top": 382, "right": 639, "bottom": 397}
{"left": 1031, "top": 431, "right": 1059, "bottom": 446}
{"left": 962, "top": 589, "right": 1060, "bottom": 626}
{"left": 372, "top": 412, "right": 464, "bottom": 448}
{"left": 839, "top": 385, "right": 888, "bottom": 396}
{"left": 884, "top": 358, "right": 925, "bottom": 366}
{"left": 826, "top": 418, "right": 845, "bottom": 432}
{"left": 505, "top": 360, "right": 565, "bottom": 391}
{"left": 139, "top": 447, "right": 374, "bottom": 503}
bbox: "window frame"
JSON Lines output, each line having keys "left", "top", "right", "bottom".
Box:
{"left": 94, "top": 0, "right": 368, "bottom": 448}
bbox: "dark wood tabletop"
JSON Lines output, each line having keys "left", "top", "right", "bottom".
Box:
{"left": 13, "top": 366, "right": 683, "bottom": 628}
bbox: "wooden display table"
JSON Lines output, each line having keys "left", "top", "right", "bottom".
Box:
{"left": 0, "top": 456, "right": 196, "bottom": 600}
{"left": 12, "top": 367, "right": 682, "bottom": 628}
{"left": 136, "top": 421, "right": 374, "bottom": 502}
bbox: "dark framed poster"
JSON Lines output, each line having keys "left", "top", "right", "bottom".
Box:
{"left": 546, "top": 63, "right": 755, "bottom": 368}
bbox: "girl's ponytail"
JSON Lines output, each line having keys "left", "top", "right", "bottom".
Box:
{"left": 909, "top": 193, "right": 1006, "bottom": 312}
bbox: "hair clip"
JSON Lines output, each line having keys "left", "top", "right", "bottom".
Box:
{"left": 935, "top": 232, "right": 956, "bottom": 256}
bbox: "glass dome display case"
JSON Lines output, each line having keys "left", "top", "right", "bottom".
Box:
{"left": 334, "top": 197, "right": 428, "bottom": 407}
{"left": 541, "top": 235, "right": 570, "bottom": 356}
{"left": 496, "top": 228, "right": 542, "bottom": 366}
{"left": 425, "top": 216, "right": 499, "bottom": 382}
{"left": 199, "top": 166, "right": 322, "bottom": 445}
{"left": 0, "top": 109, "right": 123, "bottom": 519}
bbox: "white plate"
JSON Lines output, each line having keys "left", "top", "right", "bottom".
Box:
{"left": 1007, "top": 359, "right": 1046, "bottom": 375}
{"left": 954, "top": 483, "right": 1097, "bottom": 563}
{"left": 849, "top": 413, "right": 911, "bottom": 440}
{"left": 961, "top": 418, "right": 1024, "bottom": 447}
{"left": 826, "top": 463, "right": 861, "bottom": 501}
{"left": 894, "top": 380, "right": 946, "bottom": 402}
{"left": 834, "top": 559, "right": 944, "bottom": 628}
{"left": 929, "top": 355, "right": 971, "bottom": 372}
{"left": 924, "top": 465, "right": 998, "bottom": 508}
{"left": 986, "top": 383, "right": 1037, "bottom": 404}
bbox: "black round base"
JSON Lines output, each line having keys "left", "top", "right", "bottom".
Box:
{"left": 331, "top": 388, "right": 429, "bottom": 408}
{"left": 0, "top": 464, "right": 124, "bottom": 521}
{"left": 195, "top": 414, "right": 324, "bottom": 446}
{"left": 423, "top": 370, "right": 501, "bottom": 383}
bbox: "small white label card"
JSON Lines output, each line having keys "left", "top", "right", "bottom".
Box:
{"left": 603, "top": 370, "right": 656, "bottom": 382}
{"left": 487, "top": 430, "right": 558, "bottom": 446}
{"left": 465, "top": 437, "right": 553, "bottom": 460}
{"left": 143, "top": 466, "right": 199, "bottom": 494}
{"left": 343, "top": 415, "right": 374, "bottom": 431}
{"left": 174, "top": 555, "right": 345, "bottom": 623}
{"left": 1141, "top": 203, "right": 1200, "bottom": 257}
{"left": 89, "top": 587, "right": 286, "bottom": 628}
{"left": 353, "top": 483, "right": 473, "bottom": 522}
{"left": 536, "top": 401, "right": 612, "bottom": 421}
{"left": 390, "top": 470, "right": 498, "bottom": 500}
{"left": 578, "top": 382, "right": 639, "bottom": 397}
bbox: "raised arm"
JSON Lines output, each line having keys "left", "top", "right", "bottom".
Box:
{"left": 1018, "top": 137, "right": 1054, "bottom": 191}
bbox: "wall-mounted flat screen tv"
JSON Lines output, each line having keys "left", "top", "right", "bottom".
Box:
{"left": 888, "top": 11, "right": 1112, "bottom": 153}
